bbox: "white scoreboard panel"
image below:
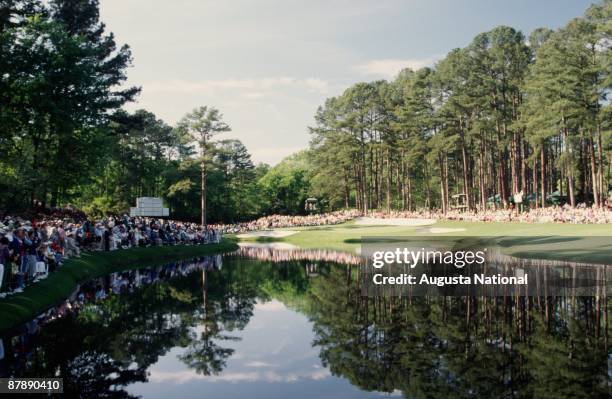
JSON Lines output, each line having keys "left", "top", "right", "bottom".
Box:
{"left": 130, "top": 197, "right": 170, "bottom": 217}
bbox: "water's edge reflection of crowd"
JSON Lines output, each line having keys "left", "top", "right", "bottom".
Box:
{"left": 0, "top": 247, "right": 609, "bottom": 398}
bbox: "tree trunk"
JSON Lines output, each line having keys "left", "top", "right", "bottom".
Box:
{"left": 596, "top": 125, "right": 604, "bottom": 206}
{"left": 439, "top": 153, "right": 450, "bottom": 214}
{"left": 520, "top": 135, "right": 527, "bottom": 192}
{"left": 444, "top": 156, "right": 450, "bottom": 212}
{"left": 50, "top": 186, "right": 59, "bottom": 208}
{"left": 385, "top": 148, "right": 391, "bottom": 212}
{"left": 478, "top": 151, "right": 486, "bottom": 210}
{"left": 424, "top": 162, "right": 431, "bottom": 209}
{"left": 439, "top": 154, "right": 446, "bottom": 214}
{"left": 344, "top": 170, "right": 350, "bottom": 208}
{"left": 562, "top": 119, "right": 575, "bottom": 207}
{"left": 460, "top": 127, "right": 471, "bottom": 210}
{"left": 510, "top": 131, "right": 518, "bottom": 196}
{"left": 588, "top": 132, "right": 599, "bottom": 207}
{"left": 201, "top": 159, "right": 207, "bottom": 225}
{"left": 497, "top": 120, "right": 509, "bottom": 207}
{"left": 407, "top": 174, "right": 412, "bottom": 212}
{"left": 399, "top": 159, "right": 405, "bottom": 210}
{"left": 540, "top": 145, "right": 546, "bottom": 208}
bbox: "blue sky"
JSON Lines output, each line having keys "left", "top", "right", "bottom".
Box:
{"left": 100, "top": 0, "right": 594, "bottom": 165}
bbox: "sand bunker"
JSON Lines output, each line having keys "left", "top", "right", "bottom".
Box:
{"left": 236, "top": 230, "right": 298, "bottom": 238}
{"left": 354, "top": 217, "right": 436, "bottom": 226}
{"left": 416, "top": 227, "right": 466, "bottom": 234}
{"left": 237, "top": 242, "right": 298, "bottom": 250}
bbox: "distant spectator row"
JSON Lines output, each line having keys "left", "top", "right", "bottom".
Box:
{"left": 367, "top": 204, "right": 611, "bottom": 224}
{"left": 210, "top": 210, "right": 362, "bottom": 234}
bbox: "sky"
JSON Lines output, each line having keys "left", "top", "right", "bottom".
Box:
{"left": 99, "top": 0, "right": 594, "bottom": 165}
{"left": 128, "top": 299, "right": 381, "bottom": 398}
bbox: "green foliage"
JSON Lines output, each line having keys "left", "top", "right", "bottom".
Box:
{"left": 1, "top": 0, "right": 610, "bottom": 220}
{"left": 82, "top": 195, "right": 128, "bottom": 218}
{"left": 258, "top": 151, "right": 313, "bottom": 215}
{"left": 0, "top": 0, "right": 138, "bottom": 211}
{"left": 308, "top": 2, "right": 610, "bottom": 211}
{"left": 1, "top": 3, "right": 274, "bottom": 223}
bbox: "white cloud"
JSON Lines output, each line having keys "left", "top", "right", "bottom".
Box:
{"left": 148, "top": 368, "right": 331, "bottom": 384}
{"left": 144, "top": 77, "right": 331, "bottom": 96}
{"left": 354, "top": 57, "right": 439, "bottom": 79}
{"left": 244, "top": 361, "right": 275, "bottom": 368}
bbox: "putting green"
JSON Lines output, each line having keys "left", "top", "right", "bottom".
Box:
{"left": 235, "top": 220, "right": 612, "bottom": 264}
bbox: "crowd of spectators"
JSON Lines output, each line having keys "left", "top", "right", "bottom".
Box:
{"left": 0, "top": 215, "right": 222, "bottom": 296}
{"left": 367, "top": 204, "right": 611, "bottom": 224}
{"left": 210, "top": 210, "right": 361, "bottom": 234}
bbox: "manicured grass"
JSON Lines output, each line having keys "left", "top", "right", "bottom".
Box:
{"left": 236, "top": 220, "right": 612, "bottom": 264}
{"left": 0, "top": 240, "right": 238, "bottom": 333}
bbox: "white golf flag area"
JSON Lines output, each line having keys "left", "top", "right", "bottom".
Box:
{"left": 130, "top": 197, "right": 170, "bottom": 217}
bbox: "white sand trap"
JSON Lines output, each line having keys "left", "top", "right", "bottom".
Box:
{"left": 416, "top": 227, "right": 466, "bottom": 234}
{"left": 238, "top": 242, "right": 298, "bottom": 250}
{"left": 354, "top": 217, "right": 436, "bottom": 227}
{"left": 236, "top": 230, "right": 298, "bottom": 238}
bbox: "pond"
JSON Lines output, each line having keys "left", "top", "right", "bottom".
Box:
{"left": 0, "top": 247, "right": 609, "bottom": 398}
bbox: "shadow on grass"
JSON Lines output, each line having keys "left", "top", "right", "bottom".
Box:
{"left": 497, "top": 236, "right": 582, "bottom": 247}
{"left": 253, "top": 237, "right": 286, "bottom": 243}
{"left": 498, "top": 236, "right": 611, "bottom": 265}
{"left": 293, "top": 224, "right": 371, "bottom": 232}
{"left": 343, "top": 235, "right": 611, "bottom": 265}
{"left": 344, "top": 237, "right": 411, "bottom": 245}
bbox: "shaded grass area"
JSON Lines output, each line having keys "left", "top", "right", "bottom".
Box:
{"left": 234, "top": 220, "right": 612, "bottom": 264}
{"left": 0, "top": 239, "right": 238, "bottom": 333}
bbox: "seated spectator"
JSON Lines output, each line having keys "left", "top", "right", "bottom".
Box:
{"left": 65, "top": 231, "right": 80, "bottom": 258}
{"left": 0, "top": 236, "right": 9, "bottom": 293}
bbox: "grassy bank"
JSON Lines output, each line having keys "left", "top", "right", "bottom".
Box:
{"left": 0, "top": 239, "right": 238, "bottom": 332}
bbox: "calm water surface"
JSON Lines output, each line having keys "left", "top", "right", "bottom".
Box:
{"left": 0, "top": 247, "right": 609, "bottom": 398}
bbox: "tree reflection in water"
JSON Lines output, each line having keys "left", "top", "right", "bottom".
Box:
{"left": 309, "top": 264, "right": 609, "bottom": 399}
{"left": 0, "top": 248, "right": 608, "bottom": 398}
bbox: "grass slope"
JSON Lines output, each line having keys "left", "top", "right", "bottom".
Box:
{"left": 0, "top": 239, "right": 238, "bottom": 332}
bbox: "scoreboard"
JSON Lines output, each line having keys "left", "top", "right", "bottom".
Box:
{"left": 129, "top": 197, "right": 170, "bottom": 217}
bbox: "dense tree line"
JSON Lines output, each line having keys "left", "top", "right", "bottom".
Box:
{"left": 2, "top": 1, "right": 610, "bottom": 221}
{"left": 0, "top": 0, "right": 304, "bottom": 222}
{"left": 0, "top": 0, "right": 138, "bottom": 210}
{"left": 309, "top": 1, "right": 611, "bottom": 212}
